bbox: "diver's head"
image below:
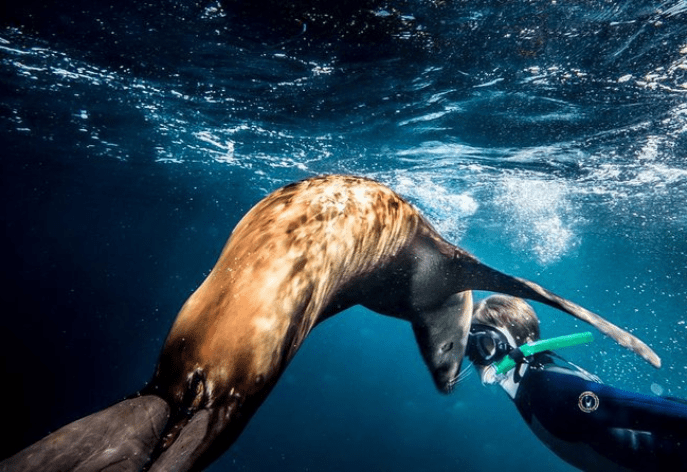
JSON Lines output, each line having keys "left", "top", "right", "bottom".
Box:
{"left": 472, "top": 295, "right": 540, "bottom": 345}
{"left": 468, "top": 295, "right": 540, "bottom": 384}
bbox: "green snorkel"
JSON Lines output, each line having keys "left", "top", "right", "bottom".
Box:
{"left": 493, "top": 332, "right": 595, "bottom": 375}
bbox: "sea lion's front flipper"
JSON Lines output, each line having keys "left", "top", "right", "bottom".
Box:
{"left": 454, "top": 252, "right": 661, "bottom": 368}
{"left": 0, "top": 395, "right": 170, "bottom": 472}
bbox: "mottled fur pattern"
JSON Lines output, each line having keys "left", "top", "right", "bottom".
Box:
{"left": 156, "top": 176, "right": 428, "bottom": 408}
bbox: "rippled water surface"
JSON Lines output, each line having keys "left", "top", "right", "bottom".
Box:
{"left": 2, "top": 1, "right": 687, "bottom": 470}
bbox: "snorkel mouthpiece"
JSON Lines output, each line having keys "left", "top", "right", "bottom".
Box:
{"left": 493, "top": 332, "right": 594, "bottom": 375}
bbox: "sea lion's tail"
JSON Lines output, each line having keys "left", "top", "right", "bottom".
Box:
{"left": 0, "top": 395, "right": 170, "bottom": 472}
{"left": 456, "top": 254, "right": 661, "bottom": 368}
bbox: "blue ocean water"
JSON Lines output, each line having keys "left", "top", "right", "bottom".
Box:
{"left": 1, "top": 0, "right": 687, "bottom": 470}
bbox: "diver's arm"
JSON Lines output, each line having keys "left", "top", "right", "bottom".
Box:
{"left": 545, "top": 352, "right": 602, "bottom": 383}
{"left": 513, "top": 367, "right": 687, "bottom": 471}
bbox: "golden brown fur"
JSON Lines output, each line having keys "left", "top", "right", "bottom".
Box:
{"left": 156, "top": 175, "right": 429, "bottom": 409}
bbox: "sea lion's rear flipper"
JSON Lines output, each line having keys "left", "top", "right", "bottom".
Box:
{"left": 0, "top": 395, "right": 170, "bottom": 472}
{"left": 146, "top": 409, "right": 212, "bottom": 472}
{"left": 455, "top": 253, "right": 661, "bottom": 368}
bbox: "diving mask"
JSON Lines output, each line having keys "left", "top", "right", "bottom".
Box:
{"left": 467, "top": 325, "right": 594, "bottom": 375}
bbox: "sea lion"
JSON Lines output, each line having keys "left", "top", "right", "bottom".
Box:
{"left": 0, "top": 174, "right": 660, "bottom": 472}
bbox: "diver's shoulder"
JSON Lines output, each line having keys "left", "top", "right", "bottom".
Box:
{"left": 530, "top": 352, "right": 602, "bottom": 383}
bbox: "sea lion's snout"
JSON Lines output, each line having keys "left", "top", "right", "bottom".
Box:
{"left": 411, "top": 291, "right": 473, "bottom": 395}
{"left": 431, "top": 350, "right": 463, "bottom": 394}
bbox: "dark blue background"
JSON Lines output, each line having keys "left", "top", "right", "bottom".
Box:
{"left": 2, "top": 1, "right": 687, "bottom": 470}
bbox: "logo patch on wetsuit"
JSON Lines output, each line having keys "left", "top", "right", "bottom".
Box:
{"left": 578, "top": 391, "right": 600, "bottom": 413}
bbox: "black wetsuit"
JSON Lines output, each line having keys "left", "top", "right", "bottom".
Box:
{"left": 512, "top": 353, "right": 687, "bottom": 471}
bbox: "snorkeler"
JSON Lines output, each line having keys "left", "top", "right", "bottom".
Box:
{"left": 467, "top": 295, "right": 687, "bottom": 472}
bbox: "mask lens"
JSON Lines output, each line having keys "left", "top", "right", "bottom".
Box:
{"left": 478, "top": 336, "right": 496, "bottom": 360}
{"left": 468, "top": 325, "right": 512, "bottom": 366}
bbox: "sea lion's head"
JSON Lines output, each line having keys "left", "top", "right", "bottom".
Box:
{"left": 411, "top": 291, "right": 473, "bottom": 394}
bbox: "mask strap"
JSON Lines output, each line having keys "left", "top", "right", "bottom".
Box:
{"left": 507, "top": 347, "right": 529, "bottom": 383}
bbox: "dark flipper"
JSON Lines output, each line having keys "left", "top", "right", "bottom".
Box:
{"left": 456, "top": 253, "right": 661, "bottom": 368}
{"left": 146, "top": 410, "right": 213, "bottom": 472}
{"left": 0, "top": 395, "right": 170, "bottom": 472}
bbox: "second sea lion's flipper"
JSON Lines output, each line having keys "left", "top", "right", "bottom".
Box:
{"left": 0, "top": 395, "right": 170, "bottom": 472}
